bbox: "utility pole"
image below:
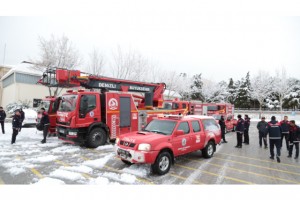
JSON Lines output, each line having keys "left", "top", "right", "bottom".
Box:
{"left": 2, "top": 43, "right": 6, "bottom": 65}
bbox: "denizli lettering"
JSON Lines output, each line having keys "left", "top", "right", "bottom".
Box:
{"left": 98, "top": 83, "right": 117, "bottom": 88}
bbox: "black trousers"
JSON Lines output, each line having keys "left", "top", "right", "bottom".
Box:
{"left": 11, "top": 128, "right": 19, "bottom": 144}
{"left": 0, "top": 121, "right": 4, "bottom": 133}
{"left": 269, "top": 139, "right": 281, "bottom": 158}
{"left": 281, "top": 134, "right": 290, "bottom": 150}
{"left": 221, "top": 129, "right": 226, "bottom": 141}
{"left": 244, "top": 128, "right": 249, "bottom": 144}
{"left": 236, "top": 131, "right": 243, "bottom": 147}
{"left": 259, "top": 131, "right": 268, "bottom": 147}
{"left": 289, "top": 142, "right": 299, "bottom": 157}
{"left": 43, "top": 125, "right": 49, "bottom": 142}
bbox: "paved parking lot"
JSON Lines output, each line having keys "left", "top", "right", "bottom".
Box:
{"left": 0, "top": 122, "right": 299, "bottom": 185}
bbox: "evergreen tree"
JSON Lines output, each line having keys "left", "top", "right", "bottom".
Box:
{"left": 190, "top": 73, "right": 203, "bottom": 101}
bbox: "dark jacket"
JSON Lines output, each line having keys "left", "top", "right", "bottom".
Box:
{"left": 20, "top": 110, "right": 25, "bottom": 122}
{"left": 280, "top": 120, "right": 290, "bottom": 134}
{"left": 12, "top": 115, "right": 22, "bottom": 129}
{"left": 267, "top": 120, "right": 282, "bottom": 140}
{"left": 0, "top": 110, "right": 6, "bottom": 121}
{"left": 236, "top": 118, "right": 245, "bottom": 133}
{"left": 219, "top": 118, "right": 226, "bottom": 130}
{"left": 289, "top": 125, "right": 300, "bottom": 143}
{"left": 257, "top": 121, "right": 268, "bottom": 133}
{"left": 244, "top": 117, "right": 251, "bottom": 130}
{"left": 40, "top": 111, "right": 50, "bottom": 126}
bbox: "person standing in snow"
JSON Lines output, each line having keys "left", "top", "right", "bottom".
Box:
{"left": 219, "top": 116, "right": 228, "bottom": 143}
{"left": 267, "top": 116, "right": 282, "bottom": 163}
{"left": 280, "top": 116, "right": 290, "bottom": 151}
{"left": 40, "top": 108, "right": 50, "bottom": 144}
{"left": 11, "top": 110, "right": 22, "bottom": 144}
{"left": 288, "top": 120, "right": 300, "bottom": 159}
{"left": 257, "top": 117, "right": 268, "bottom": 148}
{"left": 19, "top": 108, "right": 25, "bottom": 132}
{"left": 235, "top": 114, "right": 245, "bottom": 148}
{"left": 243, "top": 114, "right": 251, "bottom": 144}
{"left": 0, "top": 106, "right": 6, "bottom": 134}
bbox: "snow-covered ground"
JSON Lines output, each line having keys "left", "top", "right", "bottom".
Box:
{"left": 0, "top": 123, "right": 150, "bottom": 185}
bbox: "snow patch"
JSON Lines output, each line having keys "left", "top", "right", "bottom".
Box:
{"left": 95, "top": 144, "right": 114, "bottom": 150}
{"left": 102, "top": 172, "right": 136, "bottom": 184}
{"left": 83, "top": 154, "right": 114, "bottom": 168}
{"left": 50, "top": 169, "right": 85, "bottom": 181}
{"left": 60, "top": 165, "right": 93, "bottom": 174}
{"left": 27, "top": 155, "right": 59, "bottom": 163}
{"left": 51, "top": 146, "right": 80, "bottom": 154}
{"left": 34, "top": 177, "right": 65, "bottom": 185}
{"left": 121, "top": 165, "right": 150, "bottom": 177}
{"left": 5, "top": 167, "right": 26, "bottom": 176}
{"left": 36, "top": 143, "right": 60, "bottom": 148}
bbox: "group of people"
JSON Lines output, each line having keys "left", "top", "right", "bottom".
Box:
{"left": 0, "top": 106, "right": 50, "bottom": 144}
{"left": 233, "top": 114, "right": 300, "bottom": 163}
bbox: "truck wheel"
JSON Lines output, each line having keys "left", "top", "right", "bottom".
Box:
{"left": 121, "top": 159, "right": 133, "bottom": 166}
{"left": 86, "top": 128, "right": 107, "bottom": 148}
{"left": 151, "top": 151, "right": 172, "bottom": 175}
{"left": 202, "top": 141, "right": 215, "bottom": 158}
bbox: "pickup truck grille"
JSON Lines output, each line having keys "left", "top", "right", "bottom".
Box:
{"left": 120, "top": 140, "right": 136, "bottom": 148}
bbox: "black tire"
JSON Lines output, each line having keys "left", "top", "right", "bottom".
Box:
{"left": 121, "top": 159, "right": 133, "bottom": 165}
{"left": 85, "top": 128, "right": 107, "bottom": 148}
{"left": 151, "top": 151, "right": 172, "bottom": 175}
{"left": 202, "top": 141, "right": 215, "bottom": 158}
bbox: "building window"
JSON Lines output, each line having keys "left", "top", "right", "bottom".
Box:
{"left": 2, "top": 73, "right": 15, "bottom": 88}
{"left": 15, "top": 73, "right": 40, "bottom": 84}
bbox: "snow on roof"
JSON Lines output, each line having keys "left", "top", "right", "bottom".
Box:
{"left": 0, "top": 63, "right": 44, "bottom": 81}
{"left": 184, "top": 115, "right": 215, "bottom": 120}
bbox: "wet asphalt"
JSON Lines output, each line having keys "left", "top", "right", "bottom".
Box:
{"left": 0, "top": 123, "right": 300, "bottom": 185}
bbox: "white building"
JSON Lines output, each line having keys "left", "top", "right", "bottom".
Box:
{"left": 0, "top": 63, "right": 51, "bottom": 108}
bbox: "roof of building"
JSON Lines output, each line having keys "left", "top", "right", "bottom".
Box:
{"left": 0, "top": 63, "right": 44, "bottom": 81}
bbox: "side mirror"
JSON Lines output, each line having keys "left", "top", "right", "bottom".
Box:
{"left": 174, "top": 130, "right": 185, "bottom": 137}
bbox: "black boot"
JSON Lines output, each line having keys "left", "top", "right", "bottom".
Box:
{"left": 276, "top": 156, "right": 281, "bottom": 163}
{"left": 41, "top": 139, "right": 46, "bottom": 144}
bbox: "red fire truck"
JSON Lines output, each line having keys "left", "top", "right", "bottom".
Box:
{"left": 38, "top": 68, "right": 185, "bottom": 148}
{"left": 161, "top": 99, "right": 237, "bottom": 132}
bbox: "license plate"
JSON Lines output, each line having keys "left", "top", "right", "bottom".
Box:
{"left": 59, "top": 129, "right": 65, "bottom": 133}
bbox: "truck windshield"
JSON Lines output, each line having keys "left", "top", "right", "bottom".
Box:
{"left": 144, "top": 120, "right": 177, "bottom": 135}
{"left": 58, "top": 95, "right": 78, "bottom": 112}
{"left": 40, "top": 101, "right": 51, "bottom": 112}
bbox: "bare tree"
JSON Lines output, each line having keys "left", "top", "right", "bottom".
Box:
{"left": 86, "top": 48, "right": 105, "bottom": 76}
{"left": 32, "top": 34, "right": 82, "bottom": 96}
{"left": 110, "top": 46, "right": 149, "bottom": 81}
{"left": 273, "top": 67, "right": 292, "bottom": 119}
{"left": 250, "top": 71, "right": 273, "bottom": 118}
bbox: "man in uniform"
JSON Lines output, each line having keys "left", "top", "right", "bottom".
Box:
{"left": 288, "top": 120, "right": 299, "bottom": 159}
{"left": 219, "top": 115, "right": 227, "bottom": 143}
{"left": 243, "top": 114, "right": 251, "bottom": 144}
{"left": 11, "top": 110, "right": 22, "bottom": 144}
{"left": 257, "top": 117, "right": 268, "bottom": 148}
{"left": 235, "top": 115, "right": 244, "bottom": 148}
{"left": 0, "top": 106, "right": 6, "bottom": 134}
{"left": 267, "top": 116, "right": 282, "bottom": 163}
{"left": 280, "top": 116, "right": 290, "bottom": 151}
{"left": 40, "top": 108, "right": 50, "bottom": 144}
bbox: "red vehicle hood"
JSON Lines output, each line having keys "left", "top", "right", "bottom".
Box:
{"left": 120, "top": 131, "right": 169, "bottom": 145}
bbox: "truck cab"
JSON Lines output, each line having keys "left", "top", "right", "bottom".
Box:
{"left": 115, "top": 115, "right": 221, "bottom": 175}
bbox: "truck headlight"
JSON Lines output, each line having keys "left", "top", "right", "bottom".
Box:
{"left": 115, "top": 137, "right": 120, "bottom": 144}
{"left": 68, "top": 131, "right": 77, "bottom": 136}
{"left": 138, "top": 143, "right": 151, "bottom": 151}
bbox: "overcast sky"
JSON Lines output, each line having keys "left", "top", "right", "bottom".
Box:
{"left": 1, "top": 1, "right": 300, "bottom": 81}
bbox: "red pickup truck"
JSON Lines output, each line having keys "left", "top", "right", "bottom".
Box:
{"left": 115, "top": 115, "right": 221, "bottom": 175}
